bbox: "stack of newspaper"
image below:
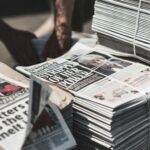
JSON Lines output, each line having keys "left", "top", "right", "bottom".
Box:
{"left": 49, "top": 85, "right": 74, "bottom": 130}
{"left": 92, "top": 0, "right": 150, "bottom": 64}
{"left": 73, "top": 80, "right": 149, "bottom": 149}
{"left": 0, "top": 63, "right": 76, "bottom": 150}
{"left": 16, "top": 41, "right": 150, "bottom": 149}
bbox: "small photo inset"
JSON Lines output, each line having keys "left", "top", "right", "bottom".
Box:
{"left": 0, "top": 82, "right": 22, "bottom": 97}
{"left": 74, "top": 51, "right": 111, "bottom": 69}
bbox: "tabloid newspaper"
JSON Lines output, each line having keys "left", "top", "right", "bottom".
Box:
{"left": 92, "top": 0, "right": 150, "bottom": 65}
{"left": 0, "top": 71, "right": 76, "bottom": 150}
{"left": 16, "top": 41, "right": 150, "bottom": 149}
{"left": 16, "top": 41, "right": 150, "bottom": 109}
{"left": 0, "top": 74, "right": 29, "bottom": 150}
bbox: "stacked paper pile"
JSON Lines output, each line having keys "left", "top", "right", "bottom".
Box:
{"left": 49, "top": 85, "right": 74, "bottom": 130}
{"left": 61, "top": 102, "right": 73, "bottom": 130}
{"left": 92, "top": 0, "right": 150, "bottom": 63}
{"left": 72, "top": 54, "right": 150, "bottom": 149}
{"left": 73, "top": 80, "right": 149, "bottom": 149}
{"left": 16, "top": 42, "right": 150, "bottom": 149}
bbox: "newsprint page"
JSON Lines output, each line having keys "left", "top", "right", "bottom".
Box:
{"left": 17, "top": 41, "right": 150, "bottom": 149}
{"left": 0, "top": 70, "right": 76, "bottom": 150}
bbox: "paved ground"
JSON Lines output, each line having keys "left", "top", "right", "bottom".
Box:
{"left": 0, "top": 12, "right": 93, "bottom": 67}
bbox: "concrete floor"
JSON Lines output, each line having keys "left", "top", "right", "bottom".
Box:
{"left": 0, "top": 12, "right": 93, "bottom": 67}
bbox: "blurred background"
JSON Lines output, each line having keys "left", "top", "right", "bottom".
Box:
{"left": 0, "top": 0, "right": 95, "bottom": 66}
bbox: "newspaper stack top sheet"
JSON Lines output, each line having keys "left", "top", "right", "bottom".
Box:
{"left": 16, "top": 41, "right": 150, "bottom": 149}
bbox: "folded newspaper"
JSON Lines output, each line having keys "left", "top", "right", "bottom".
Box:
{"left": 92, "top": 0, "right": 150, "bottom": 64}
{"left": 0, "top": 63, "right": 76, "bottom": 150}
{"left": 23, "top": 76, "right": 76, "bottom": 150}
{"left": 16, "top": 41, "right": 150, "bottom": 149}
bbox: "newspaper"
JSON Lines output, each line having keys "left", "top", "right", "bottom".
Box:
{"left": 23, "top": 76, "right": 76, "bottom": 150}
{"left": 92, "top": 0, "right": 150, "bottom": 65}
{"left": 16, "top": 41, "right": 150, "bottom": 149}
{"left": 16, "top": 41, "right": 147, "bottom": 109}
{"left": 95, "top": 43, "right": 150, "bottom": 64}
{"left": 0, "top": 65, "right": 76, "bottom": 150}
{"left": 16, "top": 41, "right": 94, "bottom": 76}
{"left": 0, "top": 74, "right": 29, "bottom": 150}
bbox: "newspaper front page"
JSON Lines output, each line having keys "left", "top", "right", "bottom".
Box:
{"left": 0, "top": 65, "right": 76, "bottom": 150}
{"left": 0, "top": 74, "right": 29, "bottom": 150}
{"left": 16, "top": 42, "right": 148, "bottom": 109}
{"left": 16, "top": 41, "right": 150, "bottom": 149}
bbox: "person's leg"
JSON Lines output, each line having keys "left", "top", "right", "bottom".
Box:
{"left": 0, "top": 0, "right": 75, "bottom": 64}
{"left": 0, "top": 19, "right": 40, "bottom": 66}
{"left": 42, "top": 0, "right": 75, "bottom": 59}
